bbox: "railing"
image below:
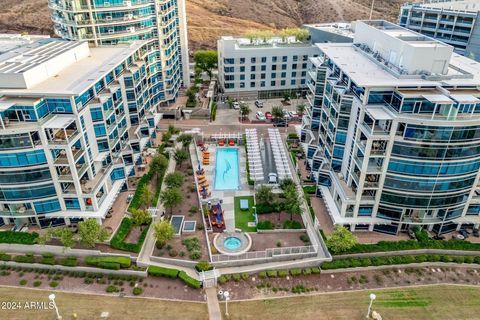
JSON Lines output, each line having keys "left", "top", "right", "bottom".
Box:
{"left": 211, "top": 245, "right": 318, "bottom": 263}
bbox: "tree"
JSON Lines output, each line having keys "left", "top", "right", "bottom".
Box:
{"left": 37, "top": 226, "right": 53, "bottom": 245}
{"left": 326, "top": 225, "right": 358, "bottom": 254}
{"left": 296, "top": 104, "right": 305, "bottom": 116}
{"left": 174, "top": 148, "right": 189, "bottom": 168}
{"left": 78, "top": 219, "right": 109, "bottom": 248}
{"left": 150, "top": 154, "right": 168, "bottom": 178}
{"left": 153, "top": 220, "right": 175, "bottom": 248}
{"left": 193, "top": 50, "right": 218, "bottom": 79}
{"left": 239, "top": 103, "right": 251, "bottom": 122}
{"left": 256, "top": 185, "right": 274, "bottom": 205}
{"left": 160, "top": 187, "right": 183, "bottom": 216}
{"left": 284, "top": 186, "right": 301, "bottom": 221}
{"left": 279, "top": 178, "right": 295, "bottom": 192}
{"left": 131, "top": 208, "right": 152, "bottom": 229}
{"left": 271, "top": 106, "right": 284, "bottom": 121}
{"left": 139, "top": 184, "right": 153, "bottom": 208}
{"left": 282, "top": 92, "right": 291, "bottom": 103}
{"left": 177, "top": 133, "right": 193, "bottom": 150}
{"left": 55, "top": 227, "right": 75, "bottom": 249}
{"left": 226, "top": 97, "right": 234, "bottom": 109}
{"left": 164, "top": 172, "right": 184, "bottom": 188}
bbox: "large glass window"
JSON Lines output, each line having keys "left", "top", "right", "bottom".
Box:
{"left": 0, "top": 150, "right": 47, "bottom": 167}
{"left": 388, "top": 158, "right": 480, "bottom": 176}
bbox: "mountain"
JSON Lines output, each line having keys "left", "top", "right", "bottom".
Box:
{"left": 0, "top": 0, "right": 406, "bottom": 50}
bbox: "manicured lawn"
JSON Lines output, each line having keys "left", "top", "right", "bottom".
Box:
{"left": 222, "top": 285, "right": 480, "bottom": 320}
{"left": 0, "top": 286, "right": 207, "bottom": 320}
{"left": 234, "top": 196, "right": 256, "bottom": 232}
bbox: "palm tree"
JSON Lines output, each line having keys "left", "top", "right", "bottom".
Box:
{"left": 271, "top": 106, "right": 284, "bottom": 122}
{"left": 239, "top": 103, "right": 251, "bottom": 122}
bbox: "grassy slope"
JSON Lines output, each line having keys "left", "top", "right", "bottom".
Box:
{"left": 0, "top": 286, "right": 208, "bottom": 320}
{"left": 224, "top": 284, "right": 480, "bottom": 320}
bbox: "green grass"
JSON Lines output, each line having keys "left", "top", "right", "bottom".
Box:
{"left": 224, "top": 285, "right": 480, "bottom": 320}
{"left": 234, "top": 196, "right": 256, "bottom": 232}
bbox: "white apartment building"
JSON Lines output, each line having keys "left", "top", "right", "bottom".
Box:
{"left": 0, "top": 36, "right": 159, "bottom": 228}
{"left": 217, "top": 36, "right": 320, "bottom": 100}
{"left": 302, "top": 21, "right": 480, "bottom": 235}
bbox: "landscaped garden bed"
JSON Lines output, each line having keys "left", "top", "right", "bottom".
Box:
{"left": 110, "top": 217, "right": 150, "bottom": 253}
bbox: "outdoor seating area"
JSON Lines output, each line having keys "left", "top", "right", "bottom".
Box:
{"left": 268, "top": 128, "right": 292, "bottom": 180}
{"left": 245, "top": 128, "right": 264, "bottom": 181}
{"left": 202, "top": 150, "right": 210, "bottom": 165}
{"left": 211, "top": 133, "right": 242, "bottom": 147}
{"left": 209, "top": 202, "right": 225, "bottom": 231}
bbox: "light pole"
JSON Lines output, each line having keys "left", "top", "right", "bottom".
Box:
{"left": 369, "top": 0, "right": 375, "bottom": 20}
{"left": 366, "top": 293, "right": 376, "bottom": 319}
{"left": 49, "top": 293, "right": 62, "bottom": 320}
{"left": 223, "top": 290, "right": 230, "bottom": 317}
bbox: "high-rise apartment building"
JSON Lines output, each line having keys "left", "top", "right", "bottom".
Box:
{"left": 0, "top": 36, "right": 158, "bottom": 228}
{"left": 302, "top": 21, "right": 480, "bottom": 235}
{"left": 399, "top": 0, "right": 480, "bottom": 61}
{"left": 48, "top": 0, "right": 190, "bottom": 103}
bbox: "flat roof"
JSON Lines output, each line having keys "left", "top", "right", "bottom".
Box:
{"left": 417, "top": 0, "right": 480, "bottom": 12}
{"left": 304, "top": 22, "right": 355, "bottom": 38}
{"left": 0, "top": 41, "right": 145, "bottom": 96}
{"left": 316, "top": 43, "right": 480, "bottom": 87}
{"left": 43, "top": 114, "right": 75, "bottom": 129}
{"left": 0, "top": 34, "right": 50, "bottom": 55}
{"left": 366, "top": 106, "right": 393, "bottom": 120}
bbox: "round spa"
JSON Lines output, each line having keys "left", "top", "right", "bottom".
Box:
{"left": 213, "top": 232, "right": 252, "bottom": 255}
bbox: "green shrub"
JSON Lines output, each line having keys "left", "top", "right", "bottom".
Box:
{"left": 283, "top": 220, "right": 302, "bottom": 229}
{"left": 58, "top": 256, "right": 77, "bottom": 267}
{"left": 303, "top": 185, "right": 316, "bottom": 194}
{"left": 14, "top": 254, "right": 36, "bottom": 264}
{"left": 132, "top": 287, "right": 143, "bottom": 296}
{"left": 0, "top": 231, "right": 38, "bottom": 245}
{"left": 259, "top": 271, "right": 267, "bottom": 278}
{"left": 49, "top": 281, "right": 59, "bottom": 288}
{"left": 289, "top": 268, "right": 302, "bottom": 276}
{"left": 300, "top": 235, "right": 310, "bottom": 243}
{"left": 256, "top": 221, "right": 274, "bottom": 230}
{"left": 311, "top": 267, "right": 321, "bottom": 274}
{"left": 218, "top": 275, "right": 227, "bottom": 284}
{"left": 106, "top": 285, "right": 119, "bottom": 293}
{"left": 278, "top": 270, "right": 289, "bottom": 277}
{"left": 182, "top": 237, "right": 201, "bottom": 252}
{"left": 0, "top": 252, "right": 11, "bottom": 261}
{"left": 19, "top": 279, "right": 27, "bottom": 286}
{"left": 110, "top": 218, "right": 150, "bottom": 253}
{"left": 33, "top": 280, "right": 42, "bottom": 287}
{"left": 147, "top": 266, "right": 179, "bottom": 279}
{"left": 178, "top": 271, "right": 201, "bottom": 289}
{"left": 189, "top": 250, "right": 201, "bottom": 260}
{"left": 195, "top": 261, "right": 212, "bottom": 272}
{"left": 97, "top": 262, "right": 120, "bottom": 270}
{"left": 302, "top": 268, "right": 312, "bottom": 275}
{"left": 40, "top": 256, "right": 56, "bottom": 265}
{"left": 85, "top": 256, "right": 131, "bottom": 269}
{"left": 232, "top": 274, "right": 241, "bottom": 281}
{"left": 266, "top": 270, "right": 277, "bottom": 277}
{"left": 241, "top": 273, "right": 249, "bottom": 280}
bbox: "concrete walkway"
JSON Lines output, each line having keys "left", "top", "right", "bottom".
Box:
{"left": 205, "top": 287, "right": 222, "bottom": 320}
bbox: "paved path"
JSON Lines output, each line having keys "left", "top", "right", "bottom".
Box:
{"left": 205, "top": 287, "right": 222, "bottom": 320}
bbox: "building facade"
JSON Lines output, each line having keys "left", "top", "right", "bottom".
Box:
{"left": 302, "top": 21, "right": 480, "bottom": 235}
{"left": 48, "top": 0, "right": 190, "bottom": 104}
{"left": 399, "top": 0, "right": 480, "bottom": 61}
{"left": 0, "top": 36, "right": 159, "bottom": 228}
{"left": 217, "top": 36, "right": 320, "bottom": 100}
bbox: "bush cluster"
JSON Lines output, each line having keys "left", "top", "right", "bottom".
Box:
{"left": 84, "top": 256, "right": 131, "bottom": 270}
{"left": 147, "top": 266, "right": 202, "bottom": 289}
{"left": 256, "top": 221, "right": 274, "bottom": 230}
{"left": 0, "top": 231, "right": 38, "bottom": 245}
{"left": 110, "top": 218, "right": 150, "bottom": 253}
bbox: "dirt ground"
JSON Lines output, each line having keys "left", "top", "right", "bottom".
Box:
{"left": 249, "top": 232, "right": 308, "bottom": 251}
{"left": 257, "top": 211, "right": 305, "bottom": 229}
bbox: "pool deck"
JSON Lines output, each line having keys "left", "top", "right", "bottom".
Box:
{"left": 193, "top": 143, "right": 253, "bottom": 233}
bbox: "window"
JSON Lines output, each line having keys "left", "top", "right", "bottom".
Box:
{"left": 281, "top": 80, "right": 286, "bottom": 86}
{"left": 271, "top": 81, "right": 276, "bottom": 86}
{"left": 251, "top": 66, "right": 256, "bottom": 72}
{"left": 224, "top": 58, "right": 234, "bottom": 64}
{"left": 261, "top": 65, "right": 266, "bottom": 71}
{"left": 292, "top": 64, "right": 298, "bottom": 70}
{"left": 261, "top": 57, "right": 267, "bottom": 63}
{"left": 225, "top": 75, "right": 234, "bottom": 81}
{"left": 271, "top": 73, "right": 277, "bottom": 79}
{"left": 293, "top": 55, "right": 298, "bottom": 62}
{"left": 250, "top": 82, "right": 256, "bottom": 88}
{"left": 281, "top": 72, "right": 286, "bottom": 78}
{"left": 260, "top": 81, "right": 266, "bottom": 87}
{"left": 261, "top": 73, "right": 266, "bottom": 79}
{"left": 272, "top": 56, "right": 278, "bottom": 63}
{"left": 291, "top": 79, "right": 296, "bottom": 85}
{"left": 240, "top": 74, "right": 245, "bottom": 80}
{"left": 224, "top": 67, "right": 234, "bottom": 73}
{"left": 303, "top": 55, "right": 308, "bottom": 61}
{"left": 251, "top": 57, "right": 256, "bottom": 63}
{"left": 282, "top": 56, "right": 288, "bottom": 62}
{"left": 272, "top": 65, "right": 277, "bottom": 71}
{"left": 250, "top": 74, "right": 256, "bottom": 80}
{"left": 302, "top": 63, "right": 307, "bottom": 69}
{"left": 240, "top": 58, "right": 245, "bottom": 64}
{"left": 282, "top": 64, "right": 287, "bottom": 70}
{"left": 240, "top": 66, "right": 245, "bottom": 72}
{"left": 240, "top": 82, "right": 245, "bottom": 88}
{"left": 301, "top": 71, "right": 306, "bottom": 77}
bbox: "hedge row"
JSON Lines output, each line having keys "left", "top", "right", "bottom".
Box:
{"left": 0, "top": 231, "right": 38, "bottom": 245}
{"left": 147, "top": 266, "right": 202, "bottom": 289}
{"left": 256, "top": 203, "right": 287, "bottom": 214}
{"left": 256, "top": 267, "right": 321, "bottom": 279}
{"left": 342, "top": 238, "right": 480, "bottom": 255}
{"left": 1, "top": 252, "right": 78, "bottom": 267}
{"left": 84, "top": 256, "right": 131, "bottom": 270}
{"left": 322, "top": 254, "right": 480, "bottom": 270}
{"left": 128, "top": 171, "right": 153, "bottom": 211}
{"left": 110, "top": 218, "right": 150, "bottom": 253}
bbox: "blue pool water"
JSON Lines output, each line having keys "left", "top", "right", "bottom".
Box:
{"left": 214, "top": 148, "right": 240, "bottom": 190}
{"left": 224, "top": 237, "right": 242, "bottom": 250}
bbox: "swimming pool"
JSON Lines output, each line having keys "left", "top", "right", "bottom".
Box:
{"left": 214, "top": 148, "right": 240, "bottom": 190}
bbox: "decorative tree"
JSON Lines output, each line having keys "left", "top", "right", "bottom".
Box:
{"left": 139, "top": 184, "right": 153, "bottom": 208}
{"left": 271, "top": 106, "right": 284, "bottom": 122}
{"left": 174, "top": 148, "right": 189, "bottom": 168}
{"left": 326, "top": 225, "right": 358, "bottom": 254}
{"left": 177, "top": 133, "right": 193, "bottom": 150}
{"left": 296, "top": 104, "right": 305, "bottom": 116}
{"left": 193, "top": 50, "right": 218, "bottom": 80}
{"left": 153, "top": 220, "right": 175, "bottom": 249}
{"left": 55, "top": 227, "right": 75, "bottom": 249}
{"left": 164, "top": 172, "right": 185, "bottom": 189}
{"left": 78, "top": 219, "right": 109, "bottom": 248}
{"left": 160, "top": 187, "right": 183, "bottom": 216}
{"left": 149, "top": 154, "right": 168, "bottom": 179}
{"left": 256, "top": 185, "right": 274, "bottom": 205}
{"left": 284, "top": 186, "right": 301, "bottom": 221}
{"left": 131, "top": 208, "right": 152, "bottom": 229}
{"left": 279, "top": 178, "right": 295, "bottom": 191}
{"left": 239, "top": 103, "right": 251, "bottom": 122}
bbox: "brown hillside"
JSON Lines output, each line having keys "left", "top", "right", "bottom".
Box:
{"left": 0, "top": 0, "right": 407, "bottom": 50}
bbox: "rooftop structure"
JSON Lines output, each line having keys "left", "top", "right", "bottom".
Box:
{"left": 302, "top": 21, "right": 480, "bottom": 235}
{"left": 304, "top": 22, "right": 355, "bottom": 44}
